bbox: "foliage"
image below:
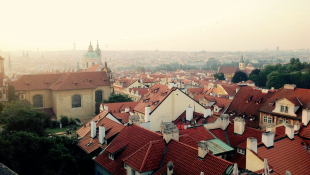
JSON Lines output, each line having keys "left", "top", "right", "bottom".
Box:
{"left": 231, "top": 71, "right": 248, "bottom": 83}
{"left": 249, "top": 69, "right": 260, "bottom": 77}
{"left": 213, "top": 73, "right": 225, "bottom": 80}
{"left": 103, "top": 94, "right": 133, "bottom": 103}
{"left": 0, "top": 102, "right": 4, "bottom": 114}
{"left": 8, "top": 84, "right": 17, "bottom": 101}
{"left": 60, "top": 116, "right": 69, "bottom": 127}
{"left": 136, "top": 66, "right": 146, "bottom": 73}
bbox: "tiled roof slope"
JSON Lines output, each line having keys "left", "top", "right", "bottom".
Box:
{"left": 230, "top": 152, "right": 246, "bottom": 169}
{"left": 123, "top": 140, "right": 166, "bottom": 173}
{"left": 94, "top": 124, "right": 162, "bottom": 175}
{"left": 153, "top": 140, "right": 233, "bottom": 175}
{"left": 178, "top": 134, "right": 199, "bottom": 148}
{"left": 78, "top": 132, "right": 102, "bottom": 154}
{"left": 14, "top": 71, "right": 110, "bottom": 91}
{"left": 256, "top": 136, "right": 310, "bottom": 175}
{"left": 259, "top": 87, "right": 310, "bottom": 118}
{"left": 134, "top": 84, "right": 174, "bottom": 114}
{"left": 179, "top": 125, "right": 215, "bottom": 142}
{"left": 129, "top": 88, "right": 149, "bottom": 97}
{"left": 219, "top": 66, "right": 240, "bottom": 74}
{"left": 187, "top": 88, "right": 204, "bottom": 95}
{"left": 173, "top": 111, "right": 212, "bottom": 127}
{"left": 101, "top": 101, "right": 139, "bottom": 113}
{"left": 300, "top": 124, "right": 310, "bottom": 140}
{"left": 226, "top": 86, "right": 275, "bottom": 128}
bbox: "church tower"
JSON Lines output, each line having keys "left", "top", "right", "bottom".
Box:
{"left": 95, "top": 40, "right": 101, "bottom": 65}
{"left": 239, "top": 55, "right": 245, "bottom": 70}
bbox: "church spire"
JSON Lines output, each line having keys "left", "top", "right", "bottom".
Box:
{"left": 88, "top": 39, "right": 94, "bottom": 52}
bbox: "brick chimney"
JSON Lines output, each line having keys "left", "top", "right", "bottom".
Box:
{"left": 262, "top": 131, "right": 274, "bottom": 148}
{"left": 266, "top": 123, "right": 276, "bottom": 136}
{"left": 198, "top": 141, "right": 209, "bottom": 159}
{"left": 145, "top": 105, "right": 151, "bottom": 122}
{"left": 104, "top": 104, "right": 108, "bottom": 111}
{"left": 161, "top": 122, "right": 179, "bottom": 143}
{"left": 247, "top": 137, "right": 257, "bottom": 153}
{"left": 220, "top": 114, "right": 230, "bottom": 130}
{"left": 234, "top": 117, "right": 245, "bottom": 135}
{"left": 284, "top": 84, "right": 296, "bottom": 90}
{"left": 204, "top": 108, "right": 211, "bottom": 118}
{"left": 167, "top": 161, "right": 174, "bottom": 175}
{"left": 99, "top": 126, "right": 105, "bottom": 144}
{"left": 91, "top": 120, "right": 96, "bottom": 138}
{"left": 302, "top": 107, "right": 310, "bottom": 126}
{"left": 294, "top": 122, "right": 300, "bottom": 131}
{"left": 128, "top": 115, "right": 140, "bottom": 125}
{"left": 186, "top": 106, "right": 193, "bottom": 121}
{"left": 285, "top": 124, "right": 294, "bottom": 139}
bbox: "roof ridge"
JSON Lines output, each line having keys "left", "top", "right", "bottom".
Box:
{"left": 49, "top": 73, "right": 65, "bottom": 89}
{"left": 133, "top": 124, "right": 163, "bottom": 136}
{"left": 52, "top": 73, "right": 71, "bottom": 90}
{"left": 140, "top": 140, "right": 154, "bottom": 172}
{"left": 122, "top": 141, "right": 150, "bottom": 162}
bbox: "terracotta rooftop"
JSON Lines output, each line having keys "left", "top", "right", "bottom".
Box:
{"left": 129, "top": 88, "right": 149, "bottom": 97}
{"left": 179, "top": 125, "right": 215, "bottom": 142}
{"left": 218, "top": 66, "right": 240, "bottom": 74}
{"left": 101, "top": 101, "right": 139, "bottom": 114}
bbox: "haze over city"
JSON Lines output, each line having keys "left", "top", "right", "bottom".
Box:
{"left": 1, "top": 0, "right": 309, "bottom": 51}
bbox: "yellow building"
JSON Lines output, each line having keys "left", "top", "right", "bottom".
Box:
{"left": 13, "top": 71, "right": 111, "bottom": 122}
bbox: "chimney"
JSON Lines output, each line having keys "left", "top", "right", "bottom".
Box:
{"left": 168, "top": 82, "right": 175, "bottom": 89}
{"left": 145, "top": 105, "right": 151, "bottom": 122}
{"left": 91, "top": 120, "right": 96, "bottom": 138}
{"left": 302, "top": 107, "right": 310, "bottom": 126}
{"left": 284, "top": 84, "right": 296, "bottom": 90}
{"left": 247, "top": 137, "right": 257, "bottom": 153}
{"left": 186, "top": 106, "right": 193, "bottom": 121}
{"left": 200, "top": 172, "right": 204, "bottom": 175}
{"left": 104, "top": 104, "right": 108, "bottom": 111}
{"left": 125, "top": 107, "right": 129, "bottom": 113}
{"left": 99, "top": 126, "right": 105, "bottom": 144}
{"left": 294, "top": 122, "right": 300, "bottom": 131}
{"left": 266, "top": 123, "right": 276, "bottom": 136}
{"left": 236, "top": 88, "right": 240, "bottom": 93}
{"left": 162, "top": 122, "right": 179, "bottom": 143}
{"left": 128, "top": 115, "right": 140, "bottom": 125}
{"left": 220, "top": 114, "right": 230, "bottom": 130}
{"left": 204, "top": 108, "right": 211, "bottom": 118}
{"left": 234, "top": 117, "right": 245, "bottom": 135}
{"left": 285, "top": 124, "right": 294, "bottom": 139}
{"left": 99, "top": 104, "right": 104, "bottom": 112}
{"left": 167, "top": 161, "right": 174, "bottom": 175}
{"left": 262, "top": 131, "right": 274, "bottom": 148}
{"left": 198, "top": 141, "right": 209, "bottom": 159}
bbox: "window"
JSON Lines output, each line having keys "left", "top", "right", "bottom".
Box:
{"left": 263, "top": 116, "right": 267, "bottom": 123}
{"left": 124, "top": 163, "right": 127, "bottom": 169}
{"left": 280, "top": 105, "right": 284, "bottom": 112}
{"left": 131, "top": 169, "right": 135, "bottom": 175}
{"left": 268, "top": 117, "right": 272, "bottom": 124}
{"left": 279, "top": 119, "right": 284, "bottom": 124}
{"left": 72, "top": 95, "right": 81, "bottom": 108}
{"left": 108, "top": 153, "right": 114, "bottom": 160}
{"left": 285, "top": 106, "right": 288, "bottom": 113}
{"left": 95, "top": 90, "right": 103, "bottom": 102}
{"left": 33, "top": 95, "right": 43, "bottom": 108}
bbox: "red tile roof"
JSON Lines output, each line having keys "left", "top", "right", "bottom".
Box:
{"left": 77, "top": 132, "right": 103, "bottom": 154}
{"left": 256, "top": 136, "right": 310, "bottom": 175}
{"left": 134, "top": 84, "right": 174, "bottom": 114}
{"left": 300, "top": 124, "right": 310, "bottom": 140}
{"left": 94, "top": 124, "right": 162, "bottom": 175}
{"left": 102, "top": 101, "right": 139, "bottom": 114}
{"left": 178, "top": 134, "right": 199, "bottom": 148}
{"left": 128, "top": 88, "right": 149, "bottom": 97}
{"left": 153, "top": 140, "right": 233, "bottom": 175}
{"left": 187, "top": 88, "right": 203, "bottom": 95}
{"left": 112, "top": 112, "right": 130, "bottom": 124}
{"left": 173, "top": 111, "right": 208, "bottom": 126}
{"left": 14, "top": 72, "right": 110, "bottom": 91}
{"left": 118, "top": 78, "right": 137, "bottom": 88}
{"left": 226, "top": 86, "right": 275, "bottom": 128}
{"left": 179, "top": 126, "right": 215, "bottom": 142}
{"left": 230, "top": 152, "right": 246, "bottom": 169}
{"left": 123, "top": 140, "right": 166, "bottom": 173}
{"left": 219, "top": 66, "right": 240, "bottom": 74}
{"left": 87, "top": 64, "right": 100, "bottom": 71}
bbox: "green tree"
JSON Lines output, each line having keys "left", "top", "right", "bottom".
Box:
{"left": 231, "top": 71, "right": 248, "bottom": 83}
{"left": 266, "top": 71, "right": 290, "bottom": 89}
{"left": 8, "top": 84, "right": 17, "bottom": 101}
{"left": 213, "top": 73, "right": 225, "bottom": 80}
{"left": 103, "top": 94, "right": 133, "bottom": 103}
{"left": 249, "top": 69, "right": 260, "bottom": 77}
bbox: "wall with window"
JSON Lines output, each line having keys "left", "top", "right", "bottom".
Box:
{"left": 259, "top": 112, "right": 299, "bottom": 129}
{"left": 23, "top": 90, "right": 53, "bottom": 108}
{"left": 272, "top": 99, "right": 297, "bottom": 117}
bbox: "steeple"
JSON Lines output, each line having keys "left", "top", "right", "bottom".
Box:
{"left": 95, "top": 40, "right": 101, "bottom": 55}
{"left": 239, "top": 54, "right": 245, "bottom": 70}
{"left": 88, "top": 40, "right": 93, "bottom": 52}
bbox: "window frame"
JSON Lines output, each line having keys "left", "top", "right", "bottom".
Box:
{"left": 33, "top": 94, "right": 43, "bottom": 108}
{"left": 280, "top": 105, "right": 284, "bottom": 112}
{"left": 72, "top": 95, "right": 82, "bottom": 108}
{"left": 263, "top": 116, "right": 267, "bottom": 123}
{"left": 285, "top": 106, "right": 288, "bottom": 113}
{"left": 268, "top": 117, "right": 272, "bottom": 124}
{"left": 108, "top": 153, "right": 114, "bottom": 160}
{"left": 95, "top": 90, "right": 103, "bottom": 102}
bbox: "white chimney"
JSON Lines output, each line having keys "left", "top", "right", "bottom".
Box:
{"left": 220, "top": 114, "right": 230, "bottom": 130}
{"left": 247, "top": 137, "right": 257, "bottom": 153}
{"left": 236, "top": 88, "right": 240, "bottom": 93}
{"left": 284, "top": 84, "right": 296, "bottom": 90}
{"left": 285, "top": 124, "right": 294, "bottom": 139}
{"left": 204, "top": 108, "right": 211, "bottom": 118}
{"left": 168, "top": 82, "right": 175, "bottom": 89}
{"left": 200, "top": 172, "right": 204, "bottom": 175}
{"left": 294, "top": 122, "right": 300, "bottom": 131}
{"left": 262, "top": 131, "right": 274, "bottom": 148}
{"left": 167, "top": 161, "right": 174, "bottom": 175}
{"left": 104, "top": 104, "right": 108, "bottom": 111}
{"left": 198, "top": 141, "right": 209, "bottom": 159}
{"left": 186, "top": 106, "right": 193, "bottom": 121}
{"left": 91, "top": 120, "right": 96, "bottom": 138}
{"left": 302, "top": 107, "right": 310, "bottom": 126}
{"left": 125, "top": 107, "right": 129, "bottom": 113}
{"left": 99, "top": 126, "right": 105, "bottom": 144}
{"left": 145, "top": 105, "right": 151, "bottom": 122}
{"left": 161, "top": 122, "right": 179, "bottom": 143}
{"left": 234, "top": 117, "right": 245, "bottom": 135}
{"left": 99, "top": 104, "right": 104, "bottom": 112}
{"left": 266, "top": 123, "right": 276, "bottom": 137}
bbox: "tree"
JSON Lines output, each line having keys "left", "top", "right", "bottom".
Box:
{"left": 231, "top": 71, "right": 248, "bottom": 83}
{"left": 266, "top": 71, "right": 290, "bottom": 89}
{"left": 103, "top": 94, "right": 133, "bottom": 103}
{"left": 249, "top": 69, "right": 260, "bottom": 77}
{"left": 213, "top": 73, "right": 225, "bottom": 80}
{"left": 8, "top": 84, "right": 17, "bottom": 101}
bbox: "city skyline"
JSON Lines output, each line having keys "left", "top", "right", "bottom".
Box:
{"left": 1, "top": 0, "right": 309, "bottom": 51}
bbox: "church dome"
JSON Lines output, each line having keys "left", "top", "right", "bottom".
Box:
{"left": 83, "top": 52, "right": 99, "bottom": 58}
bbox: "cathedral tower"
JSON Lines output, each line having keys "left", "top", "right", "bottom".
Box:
{"left": 239, "top": 55, "right": 245, "bottom": 70}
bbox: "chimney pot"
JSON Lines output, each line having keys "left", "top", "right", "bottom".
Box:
{"left": 125, "top": 107, "right": 129, "bottom": 113}
{"left": 220, "top": 114, "right": 230, "bottom": 130}
{"left": 262, "top": 131, "right": 274, "bottom": 148}
{"left": 266, "top": 123, "right": 276, "bottom": 137}
{"left": 186, "top": 106, "right": 194, "bottom": 121}
{"left": 91, "top": 120, "right": 96, "bottom": 138}
{"left": 294, "top": 122, "right": 300, "bottom": 131}
{"left": 167, "top": 161, "right": 174, "bottom": 175}
{"left": 99, "top": 126, "right": 105, "bottom": 144}
{"left": 302, "top": 107, "right": 310, "bottom": 126}
{"left": 104, "top": 104, "right": 108, "bottom": 111}
{"left": 99, "top": 104, "right": 104, "bottom": 112}
{"left": 246, "top": 137, "right": 257, "bottom": 153}
{"left": 233, "top": 117, "right": 245, "bottom": 135}
{"left": 285, "top": 124, "right": 294, "bottom": 139}
{"left": 198, "top": 141, "right": 209, "bottom": 159}
{"left": 161, "top": 122, "right": 179, "bottom": 143}
{"left": 145, "top": 105, "right": 151, "bottom": 122}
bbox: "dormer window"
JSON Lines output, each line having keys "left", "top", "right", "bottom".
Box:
{"left": 280, "top": 105, "right": 284, "bottom": 112}
{"left": 285, "top": 106, "right": 288, "bottom": 113}
{"left": 108, "top": 153, "right": 114, "bottom": 160}
{"left": 154, "top": 88, "right": 159, "bottom": 93}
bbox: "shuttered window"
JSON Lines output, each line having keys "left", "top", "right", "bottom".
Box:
{"left": 72, "top": 95, "right": 81, "bottom": 108}
{"left": 33, "top": 95, "right": 43, "bottom": 108}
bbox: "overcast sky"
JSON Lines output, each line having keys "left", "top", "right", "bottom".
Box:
{"left": 1, "top": 0, "right": 309, "bottom": 51}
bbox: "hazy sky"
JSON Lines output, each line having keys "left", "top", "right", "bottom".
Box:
{"left": 1, "top": 0, "right": 309, "bottom": 51}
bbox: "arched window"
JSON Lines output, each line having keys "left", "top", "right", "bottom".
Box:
{"left": 95, "top": 90, "right": 103, "bottom": 102}
{"left": 72, "top": 95, "right": 81, "bottom": 108}
{"left": 33, "top": 95, "right": 43, "bottom": 108}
